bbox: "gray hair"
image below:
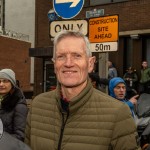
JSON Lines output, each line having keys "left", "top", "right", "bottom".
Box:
{"left": 52, "top": 30, "right": 91, "bottom": 61}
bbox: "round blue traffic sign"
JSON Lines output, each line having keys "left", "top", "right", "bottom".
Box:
{"left": 53, "top": 0, "right": 84, "bottom": 19}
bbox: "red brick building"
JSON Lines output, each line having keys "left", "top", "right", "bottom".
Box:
{"left": 0, "top": 36, "right": 32, "bottom": 96}
{"left": 30, "top": 0, "right": 150, "bottom": 95}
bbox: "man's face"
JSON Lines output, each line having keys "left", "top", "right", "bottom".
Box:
{"left": 54, "top": 36, "right": 95, "bottom": 88}
{"left": 113, "top": 83, "right": 126, "bottom": 100}
{"left": 142, "top": 61, "right": 148, "bottom": 68}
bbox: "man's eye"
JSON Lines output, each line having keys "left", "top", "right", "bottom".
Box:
{"left": 57, "top": 56, "right": 62, "bottom": 58}
{"left": 74, "top": 54, "right": 81, "bottom": 58}
{"left": 116, "top": 87, "right": 120, "bottom": 89}
{"left": 116, "top": 87, "right": 126, "bottom": 90}
{"left": 56, "top": 55, "right": 65, "bottom": 60}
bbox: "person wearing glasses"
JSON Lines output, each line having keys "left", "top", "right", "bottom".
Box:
{"left": 0, "top": 69, "right": 28, "bottom": 141}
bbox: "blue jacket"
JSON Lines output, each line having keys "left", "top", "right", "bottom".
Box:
{"left": 109, "top": 77, "right": 135, "bottom": 117}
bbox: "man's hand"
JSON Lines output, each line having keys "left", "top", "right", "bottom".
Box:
{"left": 129, "top": 95, "right": 139, "bottom": 105}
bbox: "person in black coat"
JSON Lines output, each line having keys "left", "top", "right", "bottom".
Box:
{"left": 0, "top": 69, "right": 28, "bottom": 141}
{"left": 123, "top": 67, "right": 138, "bottom": 99}
{"left": 89, "top": 72, "right": 109, "bottom": 91}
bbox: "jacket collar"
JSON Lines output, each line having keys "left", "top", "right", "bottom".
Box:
{"left": 55, "top": 78, "right": 93, "bottom": 114}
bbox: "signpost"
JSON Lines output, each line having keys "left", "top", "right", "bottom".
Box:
{"left": 53, "top": 0, "right": 84, "bottom": 19}
{"left": 89, "top": 15, "right": 118, "bottom": 52}
{"left": 88, "top": 15, "right": 119, "bottom": 93}
{"left": 50, "top": 20, "right": 88, "bottom": 37}
{"left": 89, "top": 15, "right": 119, "bottom": 50}
{"left": 90, "top": 42, "right": 118, "bottom": 52}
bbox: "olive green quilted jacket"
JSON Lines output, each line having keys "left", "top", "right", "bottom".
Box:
{"left": 25, "top": 80, "right": 140, "bottom": 150}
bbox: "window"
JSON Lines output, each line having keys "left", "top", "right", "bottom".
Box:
{"left": 113, "top": 0, "right": 128, "bottom": 2}
{"left": 124, "top": 38, "right": 132, "bottom": 70}
{"left": 90, "top": 0, "right": 111, "bottom": 6}
{"left": 44, "top": 61, "right": 57, "bottom": 92}
{"left": 84, "top": 0, "right": 90, "bottom": 7}
{"left": 90, "top": 0, "right": 129, "bottom": 6}
{"left": 145, "top": 38, "right": 150, "bottom": 65}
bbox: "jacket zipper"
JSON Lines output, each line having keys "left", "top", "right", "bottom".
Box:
{"left": 58, "top": 111, "right": 69, "bottom": 150}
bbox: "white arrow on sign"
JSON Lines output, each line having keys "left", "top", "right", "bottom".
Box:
{"left": 55, "top": 0, "right": 80, "bottom": 7}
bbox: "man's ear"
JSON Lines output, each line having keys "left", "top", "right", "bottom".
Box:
{"left": 88, "top": 56, "right": 96, "bottom": 73}
{"left": 52, "top": 59, "right": 56, "bottom": 74}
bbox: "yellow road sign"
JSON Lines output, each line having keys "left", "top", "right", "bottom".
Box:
{"left": 89, "top": 15, "right": 119, "bottom": 43}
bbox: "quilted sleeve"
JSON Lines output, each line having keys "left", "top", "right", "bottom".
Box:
{"left": 25, "top": 108, "right": 31, "bottom": 146}
{"left": 110, "top": 104, "right": 141, "bottom": 150}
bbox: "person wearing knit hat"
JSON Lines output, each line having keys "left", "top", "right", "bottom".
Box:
{"left": 0, "top": 68, "right": 28, "bottom": 141}
{"left": 109, "top": 77, "right": 139, "bottom": 118}
{"left": 0, "top": 69, "right": 16, "bottom": 87}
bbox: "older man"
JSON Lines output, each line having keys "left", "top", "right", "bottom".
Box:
{"left": 25, "top": 30, "right": 141, "bottom": 150}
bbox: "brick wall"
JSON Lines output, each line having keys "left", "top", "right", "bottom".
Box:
{"left": 81, "top": 0, "right": 150, "bottom": 31}
{"left": 0, "top": 36, "right": 32, "bottom": 92}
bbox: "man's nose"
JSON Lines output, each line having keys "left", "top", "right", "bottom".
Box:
{"left": 0, "top": 82, "right": 4, "bottom": 85}
{"left": 64, "top": 55, "right": 73, "bottom": 66}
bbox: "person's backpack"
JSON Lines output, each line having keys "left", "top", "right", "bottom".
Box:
{"left": 0, "top": 132, "right": 31, "bottom": 150}
{"left": 0, "top": 118, "right": 31, "bottom": 150}
{"left": 136, "top": 93, "right": 150, "bottom": 118}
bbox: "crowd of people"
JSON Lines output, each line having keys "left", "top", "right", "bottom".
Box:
{"left": 123, "top": 61, "right": 150, "bottom": 97}
{"left": 90, "top": 60, "right": 150, "bottom": 98}
{"left": 1, "top": 30, "right": 150, "bottom": 149}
